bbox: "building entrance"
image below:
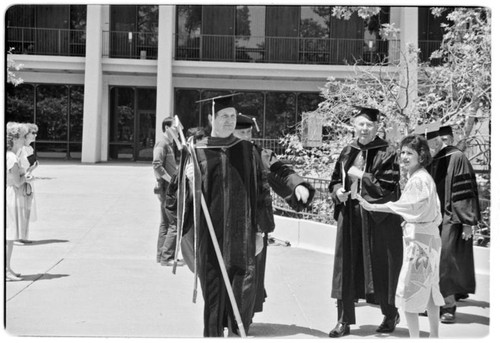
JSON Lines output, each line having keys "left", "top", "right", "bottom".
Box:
{"left": 109, "top": 86, "right": 156, "bottom": 161}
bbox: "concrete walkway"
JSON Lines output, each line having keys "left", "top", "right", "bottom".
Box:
{"left": 3, "top": 162, "right": 492, "bottom": 340}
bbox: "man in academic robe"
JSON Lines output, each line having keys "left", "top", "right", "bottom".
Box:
{"left": 328, "top": 106, "right": 403, "bottom": 338}
{"left": 233, "top": 113, "right": 315, "bottom": 317}
{"left": 176, "top": 95, "right": 274, "bottom": 337}
{"left": 421, "top": 123, "right": 480, "bottom": 324}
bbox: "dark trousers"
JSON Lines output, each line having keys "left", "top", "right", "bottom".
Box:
{"left": 157, "top": 196, "right": 178, "bottom": 263}
{"left": 370, "top": 218, "right": 403, "bottom": 319}
{"left": 337, "top": 299, "right": 356, "bottom": 324}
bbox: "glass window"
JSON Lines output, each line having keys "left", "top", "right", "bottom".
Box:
{"left": 176, "top": 5, "right": 202, "bottom": 60}
{"left": 110, "top": 87, "right": 135, "bottom": 143}
{"left": 265, "top": 92, "right": 296, "bottom": 138}
{"left": 201, "top": 6, "right": 235, "bottom": 61}
{"left": 266, "top": 6, "right": 300, "bottom": 63}
{"left": 300, "top": 6, "right": 331, "bottom": 63}
{"left": 69, "top": 86, "right": 84, "bottom": 142}
{"left": 36, "top": 85, "right": 68, "bottom": 142}
{"left": 300, "top": 6, "right": 330, "bottom": 38}
{"left": 35, "top": 84, "right": 69, "bottom": 158}
{"left": 137, "top": 88, "right": 157, "bottom": 161}
{"left": 109, "top": 87, "right": 135, "bottom": 160}
{"left": 235, "top": 6, "right": 265, "bottom": 62}
{"left": 6, "top": 83, "right": 35, "bottom": 123}
{"left": 110, "top": 5, "right": 159, "bottom": 59}
{"left": 70, "top": 5, "right": 87, "bottom": 56}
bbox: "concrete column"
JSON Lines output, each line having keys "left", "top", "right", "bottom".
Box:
{"left": 396, "top": 7, "right": 419, "bottom": 118}
{"left": 155, "top": 5, "right": 175, "bottom": 141}
{"left": 81, "top": 5, "right": 103, "bottom": 163}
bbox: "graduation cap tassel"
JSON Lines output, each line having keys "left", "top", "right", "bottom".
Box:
{"left": 175, "top": 115, "right": 247, "bottom": 338}
{"left": 252, "top": 117, "right": 261, "bottom": 133}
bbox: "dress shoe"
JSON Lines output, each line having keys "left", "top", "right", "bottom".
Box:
{"left": 376, "top": 313, "right": 400, "bottom": 333}
{"left": 329, "top": 322, "right": 350, "bottom": 338}
{"left": 440, "top": 306, "right": 456, "bottom": 323}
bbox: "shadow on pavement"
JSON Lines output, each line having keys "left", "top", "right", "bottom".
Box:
{"left": 17, "top": 273, "right": 70, "bottom": 282}
{"left": 453, "top": 312, "right": 490, "bottom": 326}
{"left": 18, "top": 239, "right": 69, "bottom": 246}
{"left": 249, "top": 322, "right": 328, "bottom": 337}
{"left": 457, "top": 299, "right": 490, "bottom": 309}
{"left": 356, "top": 324, "right": 409, "bottom": 338}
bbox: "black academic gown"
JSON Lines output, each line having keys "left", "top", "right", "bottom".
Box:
{"left": 328, "top": 136, "right": 403, "bottom": 324}
{"left": 427, "top": 145, "right": 480, "bottom": 297}
{"left": 252, "top": 147, "right": 316, "bottom": 316}
{"left": 178, "top": 135, "right": 274, "bottom": 337}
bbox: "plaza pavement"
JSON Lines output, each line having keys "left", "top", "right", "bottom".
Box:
{"left": 3, "top": 161, "right": 493, "bottom": 340}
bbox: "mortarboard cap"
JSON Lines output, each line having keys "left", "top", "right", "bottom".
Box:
{"left": 235, "top": 113, "right": 255, "bottom": 129}
{"left": 439, "top": 125, "right": 453, "bottom": 137}
{"left": 414, "top": 121, "right": 441, "bottom": 139}
{"left": 352, "top": 105, "right": 382, "bottom": 122}
{"left": 197, "top": 93, "right": 240, "bottom": 116}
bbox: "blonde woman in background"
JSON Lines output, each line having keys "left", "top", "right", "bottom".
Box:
{"left": 18, "top": 122, "right": 39, "bottom": 244}
{"left": 6, "top": 122, "right": 29, "bottom": 281}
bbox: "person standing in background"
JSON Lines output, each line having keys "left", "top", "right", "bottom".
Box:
{"left": 17, "top": 122, "right": 39, "bottom": 245}
{"left": 153, "top": 117, "right": 183, "bottom": 267}
{"left": 419, "top": 122, "right": 480, "bottom": 324}
{"left": 6, "top": 122, "right": 29, "bottom": 281}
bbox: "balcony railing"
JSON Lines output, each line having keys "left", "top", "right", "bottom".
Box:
{"left": 6, "top": 26, "right": 86, "bottom": 56}
{"left": 102, "top": 31, "right": 158, "bottom": 59}
{"left": 176, "top": 34, "right": 401, "bottom": 65}
{"left": 6, "top": 26, "right": 444, "bottom": 66}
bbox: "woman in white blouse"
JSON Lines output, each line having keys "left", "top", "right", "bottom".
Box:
{"left": 357, "top": 134, "right": 444, "bottom": 338}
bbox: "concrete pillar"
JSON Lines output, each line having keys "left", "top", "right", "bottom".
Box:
{"left": 155, "top": 5, "right": 175, "bottom": 141}
{"left": 81, "top": 5, "right": 103, "bottom": 163}
{"left": 397, "top": 7, "right": 419, "bottom": 119}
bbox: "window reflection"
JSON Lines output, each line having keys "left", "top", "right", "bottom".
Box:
{"left": 265, "top": 92, "right": 296, "bottom": 139}
{"left": 176, "top": 5, "right": 202, "bottom": 60}
{"left": 6, "top": 83, "right": 35, "bottom": 123}
{"left": 174, "top": 88, "right": 324, "bottom": 141}
{"left": 36, "top": 85, "right": 68, "bottom": 142}
{"left": 236, "top": 6, "right": 265, "bottom": 62}
{"left": 6, "top": 83, "right": 85, "bottom": 159}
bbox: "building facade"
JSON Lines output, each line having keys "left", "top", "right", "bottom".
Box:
{"left": 5, "top": 5, "right": 443, "bottom": 163}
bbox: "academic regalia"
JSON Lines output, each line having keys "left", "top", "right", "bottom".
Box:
{"left": 234, "top": 113, "right": 316, "bottom": 316}
{"left": 427, "top": 145, "right": 480, "bottom": 297}
{"left": 328, "top": 136, "right": 403, "bottom": 324}
{"left": 177, "top": 134, "right": 273, "bottom": 337}
{"left": 251, "top": 146, "right": 315, "bottom": 315}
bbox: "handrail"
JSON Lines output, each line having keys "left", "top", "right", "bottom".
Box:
{"left": 6, "top": 26, "right": 86, "bottom": 56}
